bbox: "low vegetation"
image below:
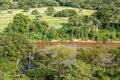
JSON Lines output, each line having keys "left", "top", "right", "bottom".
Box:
{"left": 31, "top": 9, "right": 39, "bottom": 15}
{"left": 54, "top": 9, "right": 77, "bottom": 17}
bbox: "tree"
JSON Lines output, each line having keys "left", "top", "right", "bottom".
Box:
{"left": 29, "top": 20, "right": 49, "bottom": 41}
{"left": 92, "top": 18, "right": 101, "bottom": 32}
{"left": 46, "top": 6, "right": 55, "bottom": 16}
{"left": 48, "top": 27, "right": 56, "bottom": 40}
{"left": 22, "top": 5, "right": 29, "bottom": 12}
{"left": 25, "top": 65, "right": 54, "bottom": 80}
{"left": 0, "top": 32, "right": 34, "bottom": 79}
{"left": 68, "top": 15, "right": 83, "bottom": 26}
{"left": 2, "top": 3, "right": 9, "bottom": 10}
{"left": 39, "top": 45, "right": 77, "bottom": 78}
{"left": 68, "top": 15, "right": 89, "bottom": 27}
{"left": 54, "top": 9, "right": 77, "bottom": 17}
{"left": 31, "top": 9, "right": 39, "bottom": 15}
{"left": 31, "top": 20, "right": 49, "bottom": 34}
{"left": 95, "top": 7, "right": 111, "bottom": 28}
{"left": 8, "top": 13, "right": 32, "bottom": 34}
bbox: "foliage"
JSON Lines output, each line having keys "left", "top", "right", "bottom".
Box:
{"left": 35, "top": 15, "right": 42, "bottom": 19}
{"left": 94, "top": 7, "right": 111, "bottom": 28}
{"left": 22, "top": 5, "right": 29, "bottom": 12}
{"left": 25, "top": 65, "right": 54, "bottom": 80}
{"left": 6, "top": 9, "right": 120, "bottom": 42}
{"left": 54, "top": 9, "right": 77, "bottom": 17}
{"left": 33, "top": 45, "right": 77, "bottom": 79}
{"left": 8, "top": 13, "right": 32, "bottom": 34}
{"left": 31, "top": 9, "right": 39, "bottom": 15}
{"left": 0, "top": 0, "right": 119, "bottom": 10}
{"left": 30, "top": 20, "right": 49, "bottom": 34}
{"left": 48, "top": 27, "right": 56, "bottom": 40}
{"left": 0, "top": 0, "right": 120, "bottom": 80}
{"left": 0, "top": 32, "right": 34, "bottom": 80}
{"left": 76, "top": 47, "right": 112, "bottom": 66}
{"left": 7, "top": 10, "right": 12, "bottom": 13}
{"left": 0, "top": 32, "right": 120, "bottom": 79}
{"left": 46, "top": 6, "right": 55, "bottom": 16}
{"left": 2, "top": 3, "right": 9, "bottom": 10}
{"left": 68, "top": 15, "right": 89, "bottom": 26}
{"left": 29, "top": 20, "right": 49, "bottom": 41}
{"left": 0, "top": 32, "right": 34, "bottom": 62}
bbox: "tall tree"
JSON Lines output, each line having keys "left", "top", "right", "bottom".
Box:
{"left": 95, "top": 7, "right": 111, "bottom": 28}
{"left": 8, "top": 13, "right": 32, "bottom": 34}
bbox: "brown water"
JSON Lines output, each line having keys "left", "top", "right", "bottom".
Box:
{"left": 34, "top": 42, "right": 120, "bottom": 49}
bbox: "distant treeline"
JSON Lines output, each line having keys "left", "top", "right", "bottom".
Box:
{"left": 0, "top": 0, "right": 120, "bottom": 10}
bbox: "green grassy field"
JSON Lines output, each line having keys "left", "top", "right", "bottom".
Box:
{"left": 0, "top": 6, "right": 96, "bottom": 32}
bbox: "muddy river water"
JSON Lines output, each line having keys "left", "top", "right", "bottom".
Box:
{"left": 34, "top": 42, "right": 120, "bottom": 49}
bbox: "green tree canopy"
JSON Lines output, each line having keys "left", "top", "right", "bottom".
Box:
{"left": 8, "top": 13, "right": 32, "bottom": 34}
{"left": 54, "top": 9, "right": 77, "bottom": 17}
{"left": 46, "top": 6, "right": 55, "bottom": 16}
{"left": 0, "top": 32, "right": 34, "bottom": 67}
{"left": 0, "top": 32, "right": 34, "bottom": 79}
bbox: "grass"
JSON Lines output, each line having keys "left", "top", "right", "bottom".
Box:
{"left": 0, "top": 6, "right": 96, "bottom": 32}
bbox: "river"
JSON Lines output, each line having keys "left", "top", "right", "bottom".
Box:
{"left": 34, "top": 42, "right": 120, "bottom": 49}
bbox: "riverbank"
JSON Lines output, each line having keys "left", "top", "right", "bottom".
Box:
{"left": 34, "top": 40, "right": 120, "bottom": 49}
{"left": 32, "top": 39, "right": 120, "bottom": 43}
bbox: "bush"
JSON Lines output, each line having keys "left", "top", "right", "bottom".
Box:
{"left": 31, "top": 9, "right": 39, "bottom": 15}
{"left": 34, "top": 15, "right": 42, "bottom": 20}
{"left": 54, "top": 9, "right": 77, "bottom": 17}
{"left": 25, "top": 65, "right": 54, "bottom": 80}
{"left": 46, "top": 7, "right": 55, "bottom": 16}
{"left": 8, "top": 11, "right": 12, "bottom": 13}
{"left": 23, "top": 5, "right": 29, "bottom": 12}
{"left": 35, "top": 15, "right": 42, "bottom": 18}
{"left": 2, "top": 3, "right": 9, "bottom": 10}
{"left": 8, "top": 13, "right": 32, "bottom": 34}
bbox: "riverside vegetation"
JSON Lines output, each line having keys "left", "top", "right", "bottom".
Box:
{"left": 0, "top": 0, "right": 120, "bottom": 80}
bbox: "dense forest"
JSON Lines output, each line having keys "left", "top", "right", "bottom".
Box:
{"left": 0, "top": 0, "right": 120, "bottom": 80}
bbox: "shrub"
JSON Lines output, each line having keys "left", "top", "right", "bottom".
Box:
{"left": 35, "top": 15, "right": 42, "bottom": 18}
{"left": 31, "top": 9, "right": 39, "bottom": 15}
{"left": 34, "top": 15, "right": 42, "bottom": 20}
{"left": 54, "top": 9, "right": 77, "bottom": 17}
{"left": 46, "top": 7, "right": 55, "bottom": 16}
{"left": 8, "top": 13, "right": 32, "bottom": 34}
{"left": 2, "top": 3, "right": 9, "bottom": 10}
{"left": 8, "top": 10, "right": 12, "bottom": 13}
{"left": 25, "top": 65, "right": 54, "bottom": 80}
{"left": 23, "top": 5, "right": 29, "bottom": 12}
